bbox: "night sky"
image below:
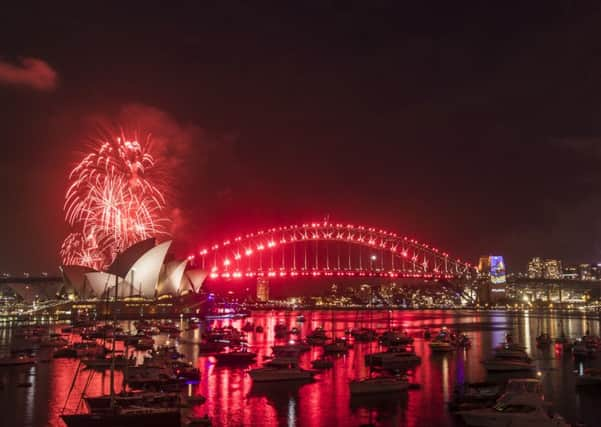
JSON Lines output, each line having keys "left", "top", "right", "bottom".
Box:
{"left": 2, "top": 2, "right": 601, "bottom": 273}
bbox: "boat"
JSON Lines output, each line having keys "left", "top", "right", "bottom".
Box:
{"left": 429, "top": 340, "right": 454, "bottom": 352}
{"left": 576, "top": 368, "right": 601, "bottom": 387}
{"left": 323, "top": 338, "right": 351, "bottom": 354}
{"left": 248, "top": 359, "right": 316, "bottom": 382}
{"left": 73, "top": 342, "right": 106, "bottom": 358}
{"left": 448, "top": 382, "right": 503, "bottom": 412}
{"left": 429, "top": 329, "right": 455, "bottom": 352}
{"left": 196, "top": 341, "right": 227, "bottom": 353}
{"left": 272, "top": 341, "right": 310, "bottom": 355}
{"left": 306, "top": 327, "right": 328, "bottom": 345}
{"left": 379, "top": 330, "right": 413, "bottom": 346}
{"left": 214, "top": 348, "right": 257, "bottom": 364}
{"left": 61, "top": 407, "right": 181, "bottom": 427}
{"left": 0, "top": 354, "right": 37, "bottom": 366}
{"left": 483, "top": 342, "right": 534, "bottom": 372}
{"left": 457, "top": 334, "right": 472, "bottom": 348}
{"left": 365, "top": 345, "right": 421, "bottom": 367}
{"left": 458, "top": 392, "right": 569, "bottom": 427}
{"left": 349, "top": 376, "right": 409, "bottom": 395}
{"left": 84, "top": 391, "right": 180, "bottom": 410}
{"left": 134, "top": 336, "right": 155, "bottom": 351}
{"left": 350, "top": 327, "right": 377, "bottom": 342}
{"left": 249, "top": 366, "right": 315, "bottom": 382}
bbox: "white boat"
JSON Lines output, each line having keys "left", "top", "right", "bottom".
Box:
{"left": 349, "top": 376, "right": 409, "bottom": 395}
{"left": 458, "top": 392, "right": 569, "bottom": 427}
{"left": 0, "top": 354, "right": 37, "bottom": 366}
{"left": 248, "top": 365, "right": 315, "bottom": 382}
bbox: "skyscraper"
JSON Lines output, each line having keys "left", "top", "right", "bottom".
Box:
{"left": 256, "top": 278, "right": 270, "bottom": 302}
{"left": 527, "top": 257, "right": 544, "bottom": 279}
{"left": 543, "top": 259, "right": 562, "bottom": 279}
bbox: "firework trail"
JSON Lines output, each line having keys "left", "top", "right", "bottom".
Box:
{"left": 62, "top": 129, "right": 169, "bottom": 268}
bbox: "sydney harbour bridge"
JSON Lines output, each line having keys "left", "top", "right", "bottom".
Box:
{"left": 198, "top": 221, "right": 476, "bottom": 282}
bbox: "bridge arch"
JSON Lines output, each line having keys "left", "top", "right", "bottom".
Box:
{"left": 198, "top": 221, "right": 475, "bottom": 281}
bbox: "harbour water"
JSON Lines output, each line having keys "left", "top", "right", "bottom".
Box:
{"left": 1, "top": 309, "right": 600, "bottom": 427}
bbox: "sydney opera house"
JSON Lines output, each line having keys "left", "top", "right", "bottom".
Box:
{"left": 61, "top": 239, "right": 206, "bottom": 300}
{"left": 0, "top": 239, "right": 208, "bottom": 319}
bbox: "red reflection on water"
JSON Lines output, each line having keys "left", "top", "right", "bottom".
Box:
{"left": 40, "top": 311, "right": 502, "bottom": 427}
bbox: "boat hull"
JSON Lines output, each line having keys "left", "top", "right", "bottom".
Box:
{"left": 61, "top": 410, "right": 180, "bottom": 427}
{"left": 482, "top": 360, "right": 534, "bottom": 372}
{"left": 350, "top": 381, "right": 409, "bottom": 395}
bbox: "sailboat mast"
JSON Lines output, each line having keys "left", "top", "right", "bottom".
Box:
{"left": 110, "top": 274, "right": 118, "bottom": 408}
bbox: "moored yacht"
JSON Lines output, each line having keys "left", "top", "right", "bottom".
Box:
{"left": 214, "top": 347, "right": 257, "bottom": 364}
{"left": 248, "top": 360, "right": 315, "bottom": 382}
{"left": 458, "top": 392, "right": 569, "bottom": 427}
{"left": 61, "top": 406, "right": 181, "bottom": 427}
{"left": 483, "top": 344, "right": 534, "bottom": 372}
{"left": 365, "top": 345, "right": 421, "bottom": 367}
{"left": 349, "top": 376, "right": 409, "bottom": 395}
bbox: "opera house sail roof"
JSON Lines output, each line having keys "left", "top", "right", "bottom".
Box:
{"left": 59, "top": 239, "right": 205, "bottom": 300}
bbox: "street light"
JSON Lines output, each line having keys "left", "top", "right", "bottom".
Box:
{"left": 370, "top": 254, "right": 376, "bottom": 270}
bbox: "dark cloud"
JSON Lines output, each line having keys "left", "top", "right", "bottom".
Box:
{"left": 0, "top": 57, "right": 57, "bottom": 91}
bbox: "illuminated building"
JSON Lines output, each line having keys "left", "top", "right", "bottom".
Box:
{"left": 61, "top": 239, "right": 198, "bottom": 299}
{"left": 527, "top": 257, "right": 544, "bottom": 279}
{"left": 543, "top": 259, "right": 562, "bottom": 279}
{"left": 256, "top": 278, "right": 269, "bottom": 302}
{"left": 477, "top": 255, "right": 507, "bottom": 303}
{"left": 562, "top": 265, "right": 578, "bottom": 279}
{"left": 579, "top": 263, "right": 592, "bottom": 280}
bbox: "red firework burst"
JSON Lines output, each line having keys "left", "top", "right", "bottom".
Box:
{"left": 61, "top": 128, "right": 169, "bottom": 268}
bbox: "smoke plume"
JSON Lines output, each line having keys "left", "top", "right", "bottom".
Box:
{"left": 0, "top": 57, "right": 58, "bottom": 91}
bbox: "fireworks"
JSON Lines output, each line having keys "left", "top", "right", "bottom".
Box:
{"left": 61, "top": 129, "right": 169, "bottom": 269}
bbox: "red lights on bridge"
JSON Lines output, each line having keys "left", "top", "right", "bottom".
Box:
{"left": 196, "top": 221, "right": 474, "bottom": 281}
{"left": 204, "top": 268, "right": 457, "bottom": 281}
